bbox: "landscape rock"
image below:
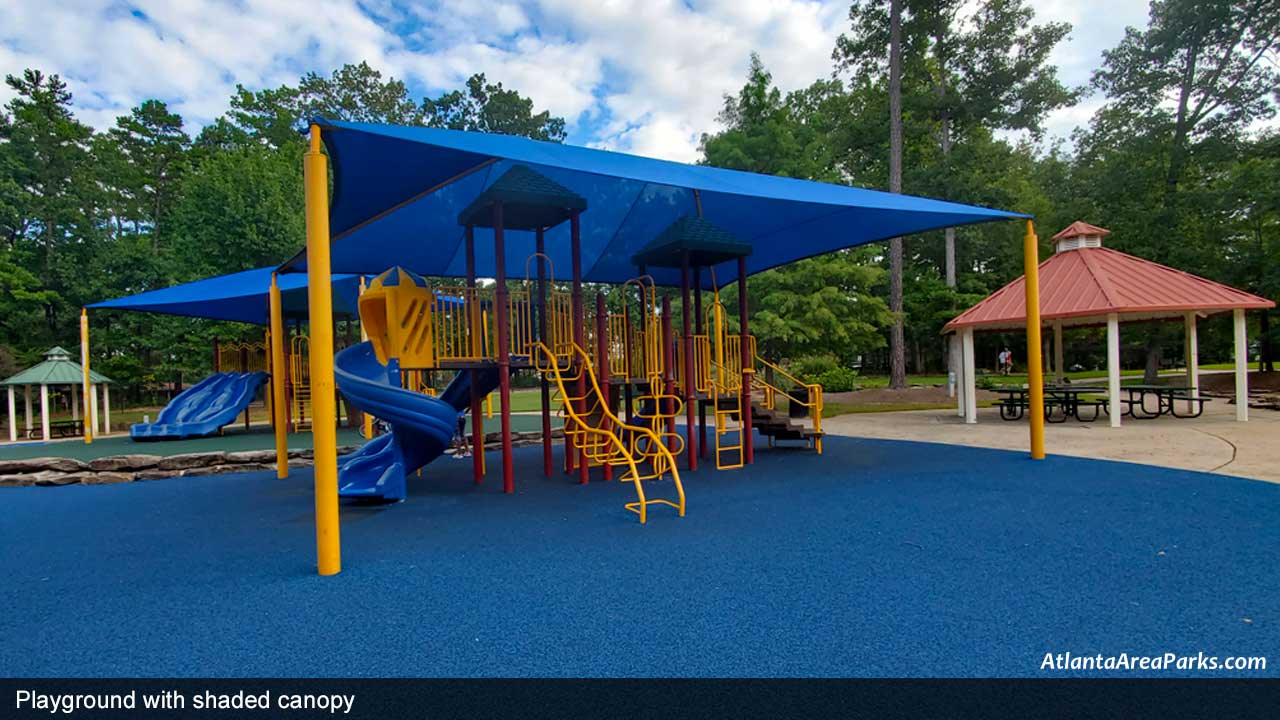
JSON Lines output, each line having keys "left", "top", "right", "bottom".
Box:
{"left": 134, "top": 470, "right": 175, "bottom": 481}
{"left": 81, "top": 471, "right": 133, "bottom": 485}
{"left": 89, "top": 454, "right": 161, "bottom": 472}
{"left": 34, "top": 471, "right": 81, "bottom": 486}
{"left": 157, "top": 452, "right": 227, "bottom": 471}
{"left": 224, "top": 450, "right": 278, "bottom": 464}
{"left": 182, "top": 465, "right": 244, "bottom": 477}
{"left": 0, "top": 457, "right": 90, "bottom": 474}
{"left": 0, "top": 474, "right": 38, "bottom": 487}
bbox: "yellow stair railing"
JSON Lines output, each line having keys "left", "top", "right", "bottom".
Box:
{"left": 751, "top": 348, "right": 824, "bottom": 454}
{"left": 534, "top": 341, "right": 685, "bottom": 524}
{"left": 289, "top": 334, "right": 311, "bottom": 430}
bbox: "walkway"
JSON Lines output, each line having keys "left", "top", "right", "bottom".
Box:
{"left": 824, "top": 401, "right": 1280, "bottom": 483}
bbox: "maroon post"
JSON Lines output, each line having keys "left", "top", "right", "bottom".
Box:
{"left": 536, "top": 227, "right": 552, "bottom": 477}
{"left": 570, "top": 211, "right": 588, "bottom": 484}
{"left": 680, "top": 252, "right": 697, "bottom": 471}
{"left": 738, "top": 256, "right": 754, "bottom": 464}
{"left": 661, "top": 296, "right": 676, "bottom": 455}
{"left": 494, "top": 203, "right": 515, "bottom": 494}
{"left": 694, "top": 267, "right": 707, "bottom": 459}
{"left": 595, "top": 292, "right": 613, "bottom": 481}
{"left": 466, "top": 225, "right": 484, "bottom": 485}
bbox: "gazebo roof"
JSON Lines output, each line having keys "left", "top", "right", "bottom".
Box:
{"left": 945, "top": 227, "right": 1274, "bottom": 333}
{"left": 1, "top": 347, "right": 112, "bottom": 386}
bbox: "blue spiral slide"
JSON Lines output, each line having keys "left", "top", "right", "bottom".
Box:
{"left": 334, "top": 341, "right": 500, "bottom": 502}
{"left": 131, "top": 371, "right": 269, "bottom": 440}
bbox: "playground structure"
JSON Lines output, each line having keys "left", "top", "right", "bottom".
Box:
{"left": 308, "top": 164, "right": 831, "bottom": 521}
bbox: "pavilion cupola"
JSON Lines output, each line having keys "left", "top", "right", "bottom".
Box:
{"left": 1051, "top": 221, "right": 1110, "bottom": 253}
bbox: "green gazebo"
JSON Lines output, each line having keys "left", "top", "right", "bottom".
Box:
{"left": 2, "top": 347, "right": 113, "bottom": 442}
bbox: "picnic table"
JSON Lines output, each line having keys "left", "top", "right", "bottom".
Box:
{"left": 995, "top": 384, "right": 1211, "bottom": 422}
{"left": 26, "top": 419, "right": 84, "bottom": 439}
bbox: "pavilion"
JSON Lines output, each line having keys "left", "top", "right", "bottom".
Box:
{"left": 3, "top": 347, "right": 113, "bottom": 442}
{"left": 945, "top": 221, "right": 1275, "bottom": 426}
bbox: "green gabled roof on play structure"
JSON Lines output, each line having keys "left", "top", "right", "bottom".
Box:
{"left": 0, "top": 347, "right": 112, "bottom": 386}
{"left": 632, "top": 216, "right": 752, "bottom": 268}
{"left": 457, "top": 164, "right": 588, "bottom": 230}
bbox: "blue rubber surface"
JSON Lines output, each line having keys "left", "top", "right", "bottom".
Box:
{"left": 1, "top": 435, "right": 1276, "bottom": 677}
{"left": 131, "top": 371, "right": 268, "bottom": 439}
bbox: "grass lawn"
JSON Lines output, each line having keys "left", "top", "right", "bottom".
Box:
{"left": 822, "top": 400, "right": 997, "bottom": 418}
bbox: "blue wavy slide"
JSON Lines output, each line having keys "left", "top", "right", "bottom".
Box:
{"left": 335, "top": 341, "right": 500, "bottom": 502}
{"left": 131, "top": 371, "right": 269, "bottom": 440}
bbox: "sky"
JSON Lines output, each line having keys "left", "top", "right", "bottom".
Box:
{"left": 0, "top": 0, "right": 1153, "bottom": 162}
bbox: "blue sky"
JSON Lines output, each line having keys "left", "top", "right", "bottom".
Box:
{"left": 0, "top": 0, "right": 1152, "bottom": 161}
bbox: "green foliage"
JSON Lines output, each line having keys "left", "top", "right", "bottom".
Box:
{"left": 0, "top": 63, "right": 566, "bottom": 395}
{"left": 814, "top": 366, "right": 860, "bottom": 393}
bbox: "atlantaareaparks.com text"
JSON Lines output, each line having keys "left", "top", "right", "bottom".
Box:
{"left": 1041, "top": 652, "right": 1267, "bottom": 672}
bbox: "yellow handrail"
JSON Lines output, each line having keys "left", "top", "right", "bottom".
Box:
{"left": 534, "top": 341, "right": 685, "bottom": 524}
{"left": 752, "top": 350, "right": 823, "bottom": 452}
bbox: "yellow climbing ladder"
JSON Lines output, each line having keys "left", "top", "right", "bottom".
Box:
{"left": 535, "top": 341, "right": 685, "bottom": 523}
{"left": 290, "top": 334, "right": 311, "bottom": 430}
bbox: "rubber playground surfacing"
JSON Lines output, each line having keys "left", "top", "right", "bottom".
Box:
{"left": 1, "top": 433, "right": 1276, "bottom": 678}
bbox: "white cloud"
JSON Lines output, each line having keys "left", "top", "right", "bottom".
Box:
{"left": 0, "top": 0, "right": 1156, "bottom": 159}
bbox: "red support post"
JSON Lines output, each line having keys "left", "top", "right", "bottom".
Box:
{"left": 739, "top": 256, "right": 754, "bottom": 464}
{"left": 536, "top": 227, "right": 553, "bottom": 477}
{"left": 571, "top": 211, "right": 588, "bottom": 484}
{"left": 681, "top": 252, "right": 697, "bottom": 471}
{"left": 466, "top": 225, "right": 484, "bottom": 485}
{"left": 661, "top": 296, "right": 676, "bottom": 455}
{"left": 595, "top": 292, "right": 612, "bottom": 481}
{"left": 494, "top": 204, "right": 515, "bottom": 494}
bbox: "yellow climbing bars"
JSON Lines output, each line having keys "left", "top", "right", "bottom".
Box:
{"left": 290, "top": 334, "right": 312, "bottom": 430}
{"left": 534, "top": 341, "right": 685, "bottom": 524}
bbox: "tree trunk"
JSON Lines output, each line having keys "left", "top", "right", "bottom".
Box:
{"left": 888, "top": 0, "right": 906, "bottom": 390}
{"left": 1261, "top": 311, "right": 1273, "bottom": 373}
{"left": 1164, "top": 35, "right": 1200, "bottom": 210}
{"left": 1143, "top": 333, "right": 1162, "bottom": 384}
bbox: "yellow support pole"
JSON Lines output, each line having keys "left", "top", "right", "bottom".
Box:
{"left": 1022, "top": 219, "right": 1046, "bottom": 460}
{"left": 358, "top": 276, "right": 373, "bottom": 440}
{"left": 79, "top": 308, "right": 92, "bottom": 444}
{"left": 269, "top": 273, "right": 289, "bottom": 479}
{"left": 305, "top": 125, "right": 341, "bottom": 576}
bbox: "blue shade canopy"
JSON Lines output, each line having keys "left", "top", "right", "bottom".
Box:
{"left": 282, "top": 119, "right": 1029, "bottom": 288}
{"left": 89, "top": 267, "right": 362, "bottom": 325}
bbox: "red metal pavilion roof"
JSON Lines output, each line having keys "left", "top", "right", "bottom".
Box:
{"left": 945, "top": 223, "right": 1274, "bottom": 333}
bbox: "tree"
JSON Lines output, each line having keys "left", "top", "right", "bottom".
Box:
{"left": 1093, "top": 0, "right": 1280, "bottom": 210}
{"left": 0, "top": 69, "right": 98, "bottom": 338}
{"left": 422, "top": 73, "right": 567, "bottom": 141}
{"left": 102, "top": 100, "right": 190, "bottom": 246}
{"left": 887, "top": 0, "right": 907, "bottom": 389}
{"left": 836, "top": 0, "right": 1075, "bottom": 286}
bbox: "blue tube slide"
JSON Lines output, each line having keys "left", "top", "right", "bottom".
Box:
{"left": 131, "top": 371, "right": 269, "bottom": 440}
{"left": 334, "top": 341, "right": 500, "bottom": 502}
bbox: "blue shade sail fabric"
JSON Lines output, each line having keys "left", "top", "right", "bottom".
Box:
{"left": 88, "top": 267, "right": 362, "bottom": 324}
{"left": 283, "top": 118, "right": 1029, "bottom": 289}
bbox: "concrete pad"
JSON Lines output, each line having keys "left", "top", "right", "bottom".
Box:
{"left": 823, "top": 401, "right": 1280, "bottom": 484}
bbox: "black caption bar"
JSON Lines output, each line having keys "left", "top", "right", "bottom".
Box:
{"left": 3, "top": 679, "right": 1277, "bottom": 720}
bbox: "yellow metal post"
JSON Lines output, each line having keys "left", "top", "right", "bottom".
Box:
{"left": 1022, "top": 219, "right": 1046, "bottom": 460}
{"left": 79, "top": 308, "right": 92, "bottom": 443}
{"left": 305, "top": 125, "right": 341, "bottom": 575}
{"left": 358, "top": 276, "right": 373, "bottom": 440}
{"left": 269, "top": 273, "right": 289, "bottom": 479}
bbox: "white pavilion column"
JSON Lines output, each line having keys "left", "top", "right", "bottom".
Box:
{"left": 1053, "top": 321, "right": 1064, "bottom": 384}
{"left": 103, "top": 385, "right": 111, "bottom": 435}
{"left": 71, "top": 386, "right": 79, "bottom": 421}
{"left": 39, "top": 383, "right": 50, "bottom": 440}
{"left": 24, "top": 386, "right": 32, "bottom": 434}
{"left": 6, "top": 386, "right": 15, "bottom": 442}
{"left": 1234, "top": 308, "right": 1248, "bottom": 422}
{"left": 1184, "top": 312, "right": 1199, "bottom": 413}
{"left": 90, "top": 383, "right": 100, "bottom": 436}
{"left": 962, "top": 328, "right": 978, "bottom": 424}
{"left": 1107, "top": 314, "right": 1122, "bottom": 428}
{"left": 952, "top": 334, "right": 965, "bottom": 417}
